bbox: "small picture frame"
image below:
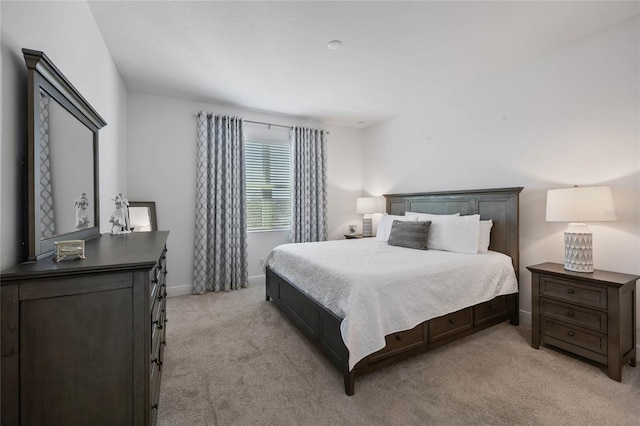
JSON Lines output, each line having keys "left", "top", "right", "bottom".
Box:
{"left": 54, "top": 240, "right": 86, "bottom": 262}
{"left": 128, "top": 201, "right": 157, "bottom": 232}
{"left": 348, "top": 224, "right": 358, "bottom": 235}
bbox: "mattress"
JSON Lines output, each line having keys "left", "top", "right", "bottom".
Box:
{"left": 265, "top": 238, "right": 518, "bottom": 370}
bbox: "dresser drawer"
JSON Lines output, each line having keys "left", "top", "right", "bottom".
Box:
{"left": 540, "top": 298, "right": 607, "bottom": 333}
{"left": 151, "top": 317, "right": 163, "bottom": 373}
{"left": 150, "top": 276, "right": 160, "bottom": 304}
{"left": 151, "top": 296, "right": 165, "bottom": 351}
{"left": 159, "top": 329, "right": 167, "bottom": 372}
{"left": 541, "top": 318, "right": 607, "bottom": 355}
{"left": 429, "top": 307, "right": 472, "bottom": 342}
{"left": 474, "top": 296, "right": 508, "bottom": 326}
{"left": 367, "top": 323, "right": 426, "bottom": 364}
{"left": 150, "top": 283, "right": 165, "bottom": 331}
{"left": 540, "top": 276, "right": 606, "bottom": 309}
{"left": 150, "top": 359, "right": 160, "bottom": 409}
{"left": 149, "top": 351, "right": 162, "bottom": 424}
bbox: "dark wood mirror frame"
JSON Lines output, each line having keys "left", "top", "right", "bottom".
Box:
{"left": 23, "top": 49, "right": 107, "bottom": 261}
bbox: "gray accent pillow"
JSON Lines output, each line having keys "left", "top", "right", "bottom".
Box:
{"left": 387, "top": 220, "right": 431, "bottom": 250}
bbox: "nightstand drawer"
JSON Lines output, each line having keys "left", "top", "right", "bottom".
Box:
{"left": 540, "top": 298, "right": 607, "bottom": 332}
{"left": 540, "top": 276, "right": 607, "bottom": 309}
{"left": 541, "top": 318, "right": 607, "bottom": 355}
{"left": 429, "top": 307, "right": 472, "bottom": 342}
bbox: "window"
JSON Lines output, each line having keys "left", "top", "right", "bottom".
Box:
{"left": 245, "top": 141, "right": 291, "bottom": 231}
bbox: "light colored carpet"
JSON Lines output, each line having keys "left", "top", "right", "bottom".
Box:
{"left": 157, "top": 283, "right": 640, "bottom": 426}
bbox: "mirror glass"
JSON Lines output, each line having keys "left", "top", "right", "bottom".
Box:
{"left": 39, "top": 90, "right": 95, "bottom": 239}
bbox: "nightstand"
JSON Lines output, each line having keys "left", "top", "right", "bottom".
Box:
{"left": 344, "top": 234, "right": 364, "bottom": 239}
{"left": 528, "top": 262, "right": 639, "bottom": 381}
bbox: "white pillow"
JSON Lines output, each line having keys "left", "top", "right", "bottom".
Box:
{"left": 427, "top": 214, "right": 481, "bottom": 254}
{"left": 477, "top": 220, "right": 493, "bottom": 253}
{"left": 375, "top": 214, "right": 418, "bottom": 242}
{"left": 405, "top": 213, "right": 461, "bottom": 251}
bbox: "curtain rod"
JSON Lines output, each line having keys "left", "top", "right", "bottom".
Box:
{"left": 245, "top": 119, "right": 292, "bottom": 130}
{"left": 195, "top": 114, "right": 329, "bottom": 134}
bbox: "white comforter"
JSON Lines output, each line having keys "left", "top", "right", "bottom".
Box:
{"left": 265, "top": 238, "right": 518, "bottom": 370}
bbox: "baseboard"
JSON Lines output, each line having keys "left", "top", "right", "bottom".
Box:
{"left": 166, "top": 275, "right": 266, "bottom": 298}
{"left": 249, "top": 274, "right": 265, "bottom": 286}
{"left": 166, "top": 284, "right": 193, "bottom": 297}
{"left": 519, "top": 309, "right": 532, "bottom": 326}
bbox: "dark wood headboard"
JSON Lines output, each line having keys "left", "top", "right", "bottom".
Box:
{"left": 384, "top": 187, "right": 523, "bottom": 276}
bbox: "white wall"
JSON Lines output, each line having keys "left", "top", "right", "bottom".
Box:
{"left": 126, "top": 91, "right": 363, "bottom": 296}
{"left": 0, "top": 1, "right": 128, "bottom": 268}
{"left": 363, "top": 18, "right": 639, "bottom": 332}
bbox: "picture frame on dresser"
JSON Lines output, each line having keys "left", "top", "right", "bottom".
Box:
{"left": 129, "top": 201, "right": 158, "bottom": 232}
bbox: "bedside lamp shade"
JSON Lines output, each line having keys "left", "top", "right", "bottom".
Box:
{"left": 546, "top": 186, "right": 616, "bottom": 272}
{"left": 356, "top": 197, "right": 384, "bottom": 237}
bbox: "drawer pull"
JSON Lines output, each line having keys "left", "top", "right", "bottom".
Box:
{"left": 567, "top": 311, "right": 574, "bottom": 317}
{"left": 567, "top": 289, "right": 575, "bottom": 294}
{"left": 157, "top": 294, "right": 164, "bottom": 301}
{"left": 151, "top": 357, "right": 158, "bottom": 364}
{"left": 152, "top": 403, "right": 159, "bottom": 410}
{"left": 152, "top": 320, "right": 159, "bottom": 326}
{"left": 567, "top": 331, "right": 575, "bottom": 337}
{"left": 448, "top": 319, "right": 455, "bottom": 325}
{"left": 395, "top": 335, "right": 403, "bottom": 341}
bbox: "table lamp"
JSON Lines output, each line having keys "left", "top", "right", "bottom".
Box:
{"left": 356, "top": 197, "right": 384, "bottom": 237}
{"left": 546, "top": 186, "right": 617, "bottom": 273}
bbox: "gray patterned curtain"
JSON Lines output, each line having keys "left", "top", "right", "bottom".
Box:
{"left": 39, "top": 90, "right": 55, "bottom": 238}
{"left": 290, "top": 126, "right": 328, "bottom": 243}
{"left": 193, "top": 113, "right": 248, "bottom": 294}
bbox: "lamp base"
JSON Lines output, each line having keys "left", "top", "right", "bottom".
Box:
{"left": 362, "top": 217, "right": 373, "bottom": 237}
{"left": 564, "top": 231, "right": 593, "bottom": 273}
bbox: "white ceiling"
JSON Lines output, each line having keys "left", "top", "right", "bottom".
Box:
{"left": 88, "top": 1, "right": 639, "bottom": 128}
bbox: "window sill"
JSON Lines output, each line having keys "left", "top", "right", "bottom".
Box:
{"left": 247, "top": 229, "right": 290, "bottom": 234}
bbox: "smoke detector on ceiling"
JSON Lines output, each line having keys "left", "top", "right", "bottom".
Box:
{"left": 327, "top": 40, "right": 342, "bottom": 50}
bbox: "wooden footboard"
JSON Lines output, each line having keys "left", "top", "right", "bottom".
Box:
{"left": 266, "top": 266, "right": 518, "bottom": 395}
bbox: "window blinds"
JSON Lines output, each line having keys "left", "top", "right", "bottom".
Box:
{"left": 245, "top": 141, "right": 291, "bottom": 231}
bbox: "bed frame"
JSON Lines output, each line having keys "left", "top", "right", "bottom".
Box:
{"left": 266, "top": 187, "right": 523, "bottom": 395}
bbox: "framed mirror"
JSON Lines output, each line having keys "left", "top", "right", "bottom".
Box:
{"left": 128, "top": 201, "right": 157, "bottom": 232}
{"left": 23, "top": 49, "right": 106, "bottom": 261}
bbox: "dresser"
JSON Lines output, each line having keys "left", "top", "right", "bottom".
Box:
{"left": 1, "top": 231, "right": 169, "bottom": 426}
{"left": 528, "top": 262, "right": 638, "bottom": 381}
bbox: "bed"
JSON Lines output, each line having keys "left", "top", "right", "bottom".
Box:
{"left": 265, "top": 187, "right": 523, "bottom": 395}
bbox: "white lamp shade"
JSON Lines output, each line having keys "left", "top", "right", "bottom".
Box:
{"left": 546, "top": 186, "right": 617, "bottom": 222}
{"left": 356, "top": 197, "right": 384, "bottom": 214}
